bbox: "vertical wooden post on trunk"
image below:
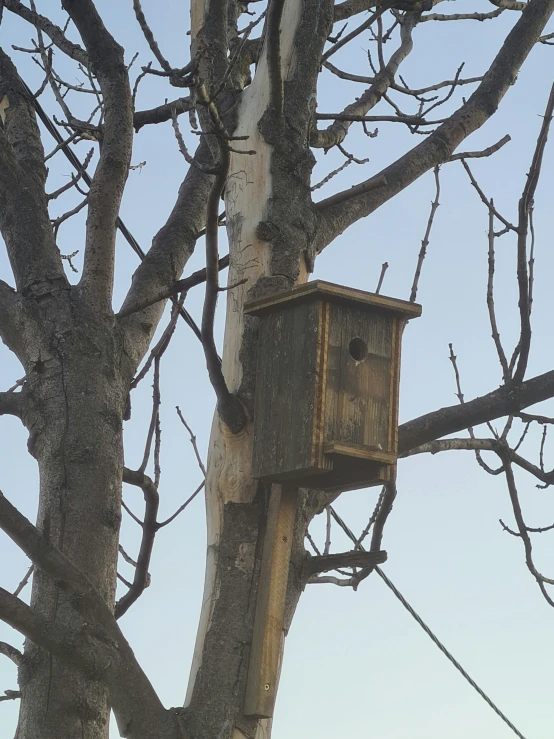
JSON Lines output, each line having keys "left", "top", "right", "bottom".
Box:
{"left": 244, "top": 483, "right": 298, "bottom": 718}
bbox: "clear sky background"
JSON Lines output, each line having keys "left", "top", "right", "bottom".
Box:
{"left": 1, "top": 2, "right": 554, "bottom": 737}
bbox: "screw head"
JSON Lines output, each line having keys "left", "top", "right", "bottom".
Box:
{"left": 264, "top": 683, "right": 270, "bottom": 691}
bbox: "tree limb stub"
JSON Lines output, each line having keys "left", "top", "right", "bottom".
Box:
{"left": 304, "top": 549, "right": 387, "bottom": 578}
{"left": 134, "top": 97, "right": 193, "bottom": 131}
{"left": 0, "top": 391, "right": 23, "bottom": 418}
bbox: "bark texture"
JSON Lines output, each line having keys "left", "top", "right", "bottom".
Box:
{"left": 16, "top": 287, "right": 131, "bottom": 739}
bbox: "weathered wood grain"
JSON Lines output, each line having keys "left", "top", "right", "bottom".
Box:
{"left": 324, "top": 302, "right": 393, "bottom": 452}
{"left": 252, "top": 299, "right": 325, "bottom": 480}
{"left": 323, "top": 441, "right": 396, "bottom": 465}
{"left": 244, "top": 279, "right": 422, "bottom": 319}
{"left": 247, "top": 282, "right": 420, "bottom": 491}
{"left": 244, "top": 484, "right": 297, "bottom": 718}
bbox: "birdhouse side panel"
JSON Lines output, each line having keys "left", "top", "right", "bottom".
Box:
{"left": 324, "top": 303, "right": 393, "bottom": 453}
{"left": 252, "top": 300, "right": 323, "bottom": 480}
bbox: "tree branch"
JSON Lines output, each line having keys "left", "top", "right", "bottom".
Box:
{"left": 333, "top": 0, "right": 376, "bottom": 22}
{"left": 0, "top": 390, "right": 23, "bottom": 418}
{"left": 312, "top": 11, "right": 416, "bottom": 149}
{"left": 117, "top": 469, "right": 159, "bottom": 619}
{"left": 0, "top": 641, "right": 22, "bottom": 665}
{"left": 61, "top": 0, "right": 133, "bottom": 311}
{"left": 304, "top": 549, "right": 387, "bottom": 579}
{"left": 498, "top": 450, "right": 554, "bottom": 607}
{"left": 420, "top": 8, "right": 505, "bottom": 21}
{"left": 118, "top": 255, "right": 229, "bottom": 319}
{"left": 132, "top": 0, "right": 172, "bottom": 72}
{"left": 403, "top": 437, "right": 554, "bottom": 485}
{"left": 512, "top": 80, "right": 554, "bottom": 383}
{"left": 134, "top": 96, "right": 193, "bottom": 131}
{"left": 314, "top": 173, "right": 387, "bottom": 209}
{"left": 266, "top": 0, "right": 286, "bottom": 122}
{"left": 399, "top": 370, "right": 554, "bottom": 454}
{"left": 449, "top": 133, "right": 511, "bottom": 161}
{"left": 0, "top": 489, "right": 177, "bottom": 738}
{"left": 118, "top": 141, "right": 213, "bottom": 366}
{"left": 4, "top": 0, "right": 88, "bottom": 65}
{"left": 0, "top": 50, "right": 65, "bottom": 293}
{"left": 323, "top": 62, "right": 483, "bottom": 97}
{"left": 315, "top": 0, "right": 554, "bottom": 251}
{"left": 196, "top": 85, "right": 246, "bottom": 433}
{"left": 322, "top": 5, "right": 388, "bottom": 63}
{"left": 0, "top": 279, "right": 24, "bottom": 354}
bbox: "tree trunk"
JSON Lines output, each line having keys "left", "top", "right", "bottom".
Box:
{"left": 182, "top": 0, "right": 332, "bottom": 733}
{"left": 15, "top": 288, "right": 131, "bottom": 739}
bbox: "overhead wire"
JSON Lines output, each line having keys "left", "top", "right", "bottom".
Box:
{"left": 329, "top": 507, "right": 527, "bottom": 739}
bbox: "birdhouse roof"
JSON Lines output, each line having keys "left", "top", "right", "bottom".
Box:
{"left": 244, "top": 280, "right": 422, "bottom": 319}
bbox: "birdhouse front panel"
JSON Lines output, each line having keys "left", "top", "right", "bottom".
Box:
{"left": 324, "top": 302, "right": 397, "bottom": 455}
{"left": 245, "top": 281, "right": 421, "bottom": 492}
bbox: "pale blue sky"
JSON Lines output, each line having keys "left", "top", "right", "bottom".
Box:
{"left": 1, "top": 2, "right": 554, "bottom": 737}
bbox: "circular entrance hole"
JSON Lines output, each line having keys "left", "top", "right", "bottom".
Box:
{"left": 349, "top": 337, "right": 368, "bottom": 362}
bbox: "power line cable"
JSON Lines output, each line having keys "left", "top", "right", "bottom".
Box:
{"left": 375, "top": 566, "right": 527, "bottom": 739}
{"left": 329, "top": 506, "right": 527, "bottom": 739}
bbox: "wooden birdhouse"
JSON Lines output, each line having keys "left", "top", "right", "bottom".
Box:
{"left": 245, "top": 280, "right": 421, "bottom": 493}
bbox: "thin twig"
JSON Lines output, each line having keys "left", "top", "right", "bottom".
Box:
{"left": 410, "top": 165, "right": 440, "bottom": 303}
{"left": 449, "top": 134, "right": 511, "bottom": 161}
{"left": 175, "top": 407, "right": 206, "bottom": 476}
{"left": 487, "top": 199, "right": 510, "bottom": 382}
{"left": 116, "top": 469, "right": 160, "bottom": 618}
{"left": 156, "top": 481, "right": 205, "bottom": 528}
{"left": 47, "top": 149, "right": 94, "bottom": 201}
{"left": 132, "top": 0, "right": 172, "bottom": 72}
{"left": 498, "top": 448, "right": 554, "bottom": 607}
{"left": 119, "top": 545, "right": 137, "bottom": 567}
{"left": 513, "top": 82, "right": 554, "bottom": 384}
{"left": 322, "top": 5, "right": 389, "bottom": 63}
{"left": 196, "top": 83, "right": 246, "bottom": 433}
{"left": 449, "top": 344, "right": 501, "bottom": 475}
{"left": 131, "top": 293, "right": 186, "bottom": 389}
{"left": 13, "top": 564, "right": 34, "bottom": 597}
{"left": 461, "top": 160, "right": 517, "bottom": 233}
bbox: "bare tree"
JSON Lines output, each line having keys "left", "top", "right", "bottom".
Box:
{"left": 0, "top": 1, "right": 554, "bottom": 738}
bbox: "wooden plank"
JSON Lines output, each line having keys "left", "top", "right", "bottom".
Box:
{"left": 300, "top": 457, "right": 390, "bottom": 493}
{"left": 244, "top": 484, "right": 297, "bottom": 718}
{"left": 388, "top": 317, "right": 401, "bottom": 455}
{"left": 245, "top": 280, "right": 422, "bottom": 319}
{"left": 311, "top": 299, "right": 330, "bottom": 471}
{"left": 323, "top": 441, "right": 396, "bottom": 465}
{"left": 252, "top": 301, "right": 321, "bottom": 479}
